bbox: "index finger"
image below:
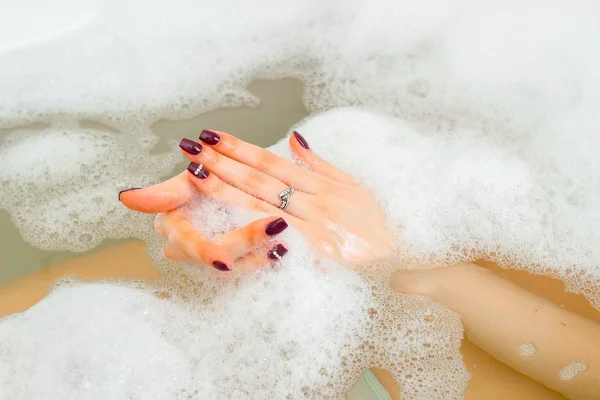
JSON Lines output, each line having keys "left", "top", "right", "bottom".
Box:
{"left": 119, "top": 172, "right": 197, "bottom": 213}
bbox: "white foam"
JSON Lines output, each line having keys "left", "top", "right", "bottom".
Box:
{"left": 1, "top": 0, "right": 600, "bottom": 398}
{"left": 559, "top": 361, "right": 588, "bottom": 381}
{"left": 518, "top": 343, "right": 536, "bottom": 357}
{"left": 0, "top": 125, "right": 179, "bottom": 250}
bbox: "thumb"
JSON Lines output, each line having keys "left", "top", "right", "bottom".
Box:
{"left": 289, "top": 131, "right": 355, "bottom": 184}
{"left": 118, "top": 172, "right": 196, "bottom": 213}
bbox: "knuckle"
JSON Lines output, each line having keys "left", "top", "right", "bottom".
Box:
{"left": 311, "top": 196, "right": 336, "bottom": 217}
{"left": 250, "top": 199, "right": 271, "bottom": 214}
{"left": 243, "top": 233, "right": 257, "bottom": 250}
{"left": 312, "top": 178, "right": 329, "bottom": 194}
{"left": 224, "top": 135, "right": 239, "bottom": 154}
{"left": 167, "top": 212, "right": 187, "bottom": 228}
{"left": 208, "top": 177, "right": 226, "bottom": 195}
{"left": 257, "top": 150, "right": 279, "bottom": 171}
{"left": 246, "top": 169, "right": 268, "bottom": 188}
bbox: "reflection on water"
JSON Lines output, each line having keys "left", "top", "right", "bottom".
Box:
{"left": 0, "top": 78, "right": 308, "bottom": 284}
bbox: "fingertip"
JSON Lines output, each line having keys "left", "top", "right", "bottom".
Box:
{"left": 268, "top": 243, "right": 288, "bottom": 262}
{"left": 118, "top": 187, "right": 148, "bottom": 210}
{"left": 118, "top": 187, "right": 141, "bottom": 202}
{"left": 203, "top": 244, "right": 235, "bottom": 271}
{"left": 292, "top": 131, "right": 310, "bottom": 150}
{"left": 187, "top": 161, "right": 210, "bottom": 179}
{"left": 289, "top": 132, "right": 305, "bottom": 155}
{"left": 265, "top": 217, "right": 288, "bottom": 236}
{"left": 212, "top": 260, "right": 231, "bottom": 271}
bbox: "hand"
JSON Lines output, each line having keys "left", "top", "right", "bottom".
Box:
{"left": 119, "top": 174, "right": 290, "bottom": 272}
{"left": 120, "top": 129, "right": 391, "bottom": 265}
{"left": 155, "top": 211, "right": 290, "bottom": 272}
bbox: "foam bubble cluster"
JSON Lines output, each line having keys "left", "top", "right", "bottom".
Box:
{"left": 0, "top": 252, "right": 467, "bottom": 399}
{"left": 518, "top": 343, "right": 536, "bottom": 357}
{"left": 0, "top": 124, "right": 179, "bottom": 250}
{"left": 2, "top": 0, "right": 600, "bottom": 399}
{"left": 559, "top": 361, "right": 588, "bottom": 381}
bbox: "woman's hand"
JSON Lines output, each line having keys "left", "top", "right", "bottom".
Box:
{"left": 120, "top": 129, "right": 391, "bottom": 266}
{"left": 155, "top": 211, "right": 289, "bottom": 272}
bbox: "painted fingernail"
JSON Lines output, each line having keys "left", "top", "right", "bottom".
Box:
{"left": 187, "top": 162, "right": 209, "bottom": 179}
{"left": 179, "top": 138, "right": 203, "bottom": 155}
{"left": 293, "top": 131, "right": 310, "bottom": 149}
{"left": 268, "top": 244, "right": 288, "bottom": 261}
{"left": 213, "top": 261, "right": 231, "bottom": 271}
{"left": 199, "top": 129, "right": 220, "bottom": 145}
{"left": 265, "top": 217, "right": 288, "bottom": 236}
{"left": 118, "top": 188, "right": 140, "bottom": 201}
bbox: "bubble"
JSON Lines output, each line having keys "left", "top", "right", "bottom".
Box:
{"left": 1, "top": 0, "right": 600, "bottom": 399}
{"left": 559, "top": 361, "right": 588, "bottom": 381}
{"left": 518, "top": 343, "right": 536, "bottom": 357}
{"left": 78, "top": 233, "right": 92, "bottom": 243}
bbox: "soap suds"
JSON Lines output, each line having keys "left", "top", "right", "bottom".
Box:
{"left": 1, "top": 0, "right": 600, "bottom": 399}
{"left": 518, "top": 343, "right": 536, "bottom": 357}
{"left": 559, "top": 361, "right": 588, "bottom": 381}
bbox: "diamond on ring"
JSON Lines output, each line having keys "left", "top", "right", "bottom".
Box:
{"left": 271, "top": 249, "right": 282, "bottom": 260}
{"left": 193, "top": 163, "right": 204, "bottom": 176}
{"left": 278, "top": 187, "right": 294, "bottom": 210}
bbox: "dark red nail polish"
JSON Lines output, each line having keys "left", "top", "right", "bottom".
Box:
{"left": 213, "top": 261, "right": 231, "bottom": 271}
{"left": 268, "top": 244, "right": 288, "bottom": 261}
{"left": 179, "top": 138, "right": 203, "bottom": 155}
{"left": 293, "top": 131, "right": 310, "bottom": 149}
{"left": 265, "top": 218, "right": 288, "bottom": 236}
{"left": 199, "top": 130, "right": 220, "bottom": 145}
{"left": 118, "top": 188, "right": 140, "bottom": 201}
{"left": 187, "top": 162, "right": 209, "bottom": 179}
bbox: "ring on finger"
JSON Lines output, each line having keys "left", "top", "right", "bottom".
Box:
{"left": 278, "top": 187, "right": 294, "bottom": 210}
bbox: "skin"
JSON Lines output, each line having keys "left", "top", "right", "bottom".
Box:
{"left": 120, "top": 130, "right": 392, "bottom": 267}
{"left": 392, "top": 264, "right": 600, "bottom": 400}
{"left": 121, "top": 130, "right": 600, "bottom": 398}
{"left": 3, "top": 130, "right": 599, "bottom": 399}
{"left": 1, "top": 245, "right": 596, "bottom": 399}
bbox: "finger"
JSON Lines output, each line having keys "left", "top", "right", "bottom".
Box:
{"left": 194, "top": 130, "right": 324, "bottom": 193}
{"left": 184, "top": 159, "right": 309, "bottom": 221}
{"left": 181, "top": 139, "right": 312, "bottom": 218}
{"left": 119, "top": 172, "right": 197, "bottom": 213}
{"left": 235, "top": 243, "right": 289, "bottom": 271}
{"left": 217, "top": 216, "right": 289, "bottom": 258}
{"left": 163, "top": 241, "right": 192, "bottom": 261}
{"left": 289, "top": 131, "right": 355, "bottom": 185}
{"left": 161, "top": 213, "right": 292, "bottom": 269}
{"left": 157, "top": 210, "right": 234, "bottom": 271}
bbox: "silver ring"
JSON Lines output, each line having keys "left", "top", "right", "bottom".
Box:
{"left": 278, "top": 187, "right": 294, "bottom": 210}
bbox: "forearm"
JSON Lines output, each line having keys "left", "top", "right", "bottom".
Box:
{"left": 392, "top": 263, "right": 600, "bottom": 399}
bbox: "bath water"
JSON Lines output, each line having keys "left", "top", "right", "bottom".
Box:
{"left": 1, "top": 0, "right": 600, "bottom": 399}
